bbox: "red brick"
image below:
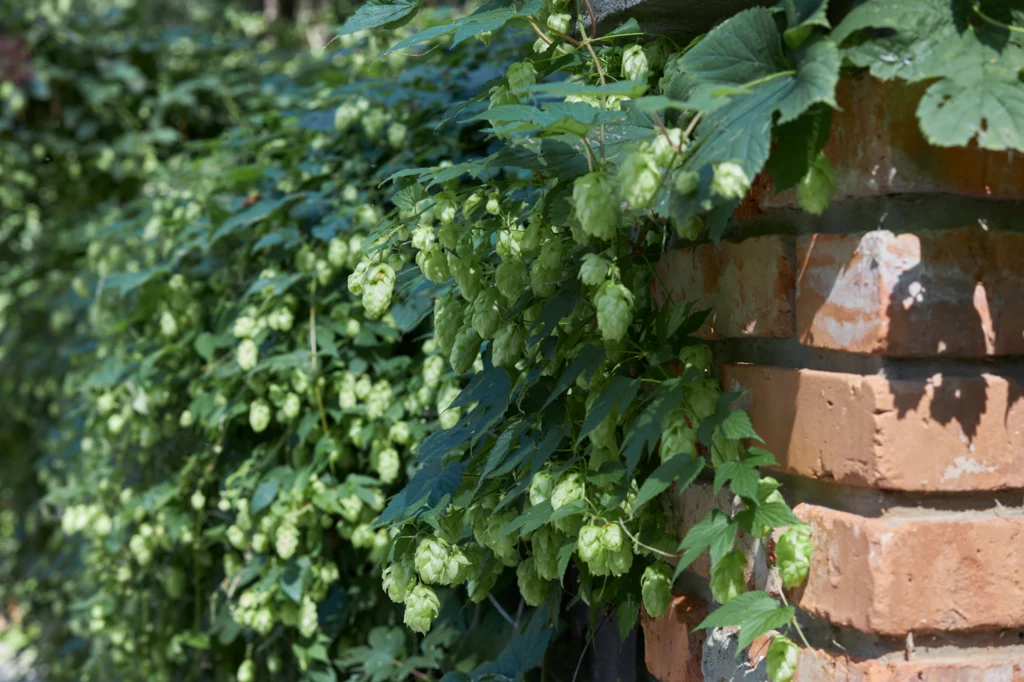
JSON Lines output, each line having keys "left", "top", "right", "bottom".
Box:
{"left": 741, "top": 75, "right": 1024, "bottom": 217}
{"left": 641, "top": 593, "right": 708, "bottom": 682}
{"left": 796, "top": 504, "right": 1024, "bottom": 635}
{"left": 722, "top": 364, "right": 1024, "bottom": 492}
{"left": 794, "top": 647, "right": 1024, "bottom": 682}
{"left": 796, "top": 227, "right": 1024, "bottom": 356}
{"left": 654, "top": 235, "right": 795, "bottom": 339}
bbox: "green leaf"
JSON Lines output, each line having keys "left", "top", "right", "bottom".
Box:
{"left": 697, "top": 392, "right": 759, "bottom": 446}
{"left": 336, "top": 0, "right": 421, "bottom": 37}
{"left": 739, "top": 500, "right": 802, "bottom": 532}
{"left": 694, "top": 591, "right": 795, "bottom": 651}
{"left": 917, "top": 74, "right": 1024, "bottom": 152}
{"left": 713, "top": 460, "right": 760, "bottom": 500}
{"left": 578, "top": 376, "right": 641, "bottom": 444}
{"left": 543, "top": 345, "right": 604, "bottom": 409}
{"left": 675, "top": 509, "right": 736, "bottom": 577}
{"left": 251, "top": 480, "right": 279, "bottom": 516}
{"left": 765, "top": 104, "right": 833, "bottom": 192}
{"left": 616, "top": 592, "right": 640, "bottom": 643}
{"left": 621, "top": 384, "right": 684, "bottom": 476}
{"left": 376, "top": 460, "right": 466, "bottom": 526}
{"left": 677, "top": 8, "right": 787, "bottom": 86}
{"left": 796, "top": 151, "right": 836, "bottom": 215}
{"left": 501, "top": 500, "right": 553, "bottom": 537}
{"left": 780, "top": 0, "right": 829, "bottom": 48}
{"left": 633, "top": 454, "right": 704, "bottom": 513}
{"left": 281, "top": 558, "right": 310, "bottom": 603}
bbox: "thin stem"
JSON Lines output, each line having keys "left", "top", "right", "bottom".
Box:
{"left": 529, "top": 20, "right": 555, "bottom": 46}
{"left": 973, "top": 2, "right": 1024, "bottom": 34}
{"left": 571, "top": 611, "right": 609, "bottom": 682}
{"left": 733, "top": 70, "right": 796, "bottom": 92}
{"left": 582, "top": 0, "right": 598, "bottom": 39}
{"left": 619, "top": 518, "right": 678, "bottom": 557}
{"left": 683, "top": 111, "right": 703, "bottom": 141}
{"left": 526, "top": 17, "right": 581, "bottom": 47}
{"left": 775, "top": 572, "right": 831, "bottom": 676}
{"left": 487, "top": 593, "right": 517, "bottom": 627}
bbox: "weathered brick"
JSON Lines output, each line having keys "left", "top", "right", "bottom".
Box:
{"left": 739, "top": 75, "right": 1024, "bottom": 217}
{"left": 797, "top": 504, "right": 1024, "bottom": 635}
{"left": 641, "top": 593, "right": 708, "bottom": 682}
{"left": 722, "top": 364, "right": 1024, "bottom": 492}
{"left": 796, "top": 227, "right": 1024, "bottom": 356}
{"left": 653, "top": 235, "right": 795, "bottom": 339}
{"left": 793, "top": 647, "right": 1024, "bottom": 682}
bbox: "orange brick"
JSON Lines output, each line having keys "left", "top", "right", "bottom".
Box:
{"left": 654, "top": 235, "right": 795, "bottom": 339}
{"left": 741, "top": 75, "right": 1024, "bottom": 217}
{"left": 722, "top": 364, "right": 1024, "bottom": 492}
{"left": 797, "top": 504, "right": 1024, "bottom": 635}
{"left": 794, "top": 647, "right": 1024, "bottom": 682}
{"left": 796, "top": 227, "right": 1024, "bottom": 356}
{"left": 641, "top": 593, "right": 708, "bottom": 682}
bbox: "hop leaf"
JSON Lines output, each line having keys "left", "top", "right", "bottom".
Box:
{"left": 404, "top": 584, "right": 440, "bottom": 634}
{"left": 641, "top": 562, "right": 673, "bottom": 618}
{"left": 767, "top": 635, "right": 800, "bottom": 682}
{"left": 572, "top": 172, "right": 620, "bottom": 240}
{"left": 710, "top": 549, "right": 747, "bottom": 604}
{"left": 775, "top": 524, "right": 812, "bottom": 589}
{"left": 594, "top": 281, "right": 634, "bottom": 342}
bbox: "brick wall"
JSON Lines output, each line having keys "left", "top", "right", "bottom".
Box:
{"left": 643, "top": 76, "right": 1024, "bottom": 682}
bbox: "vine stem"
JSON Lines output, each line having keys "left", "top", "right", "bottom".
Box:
{"left": 487, "top": 593, "right": 517, "bottom": 627}
{"left": 528, "top": 20, "right": 555, "bottom": 46}
{"left": 525, "top": 17, "right": 581, "bottom": 47}
{"left": 973, "top": 2, "right": 1024, "bottom": 34}
{"left": 618, "top": 518, "right": 679, "bottom": 558}
{"left": 571, "top": 611, "right": 610, "bottom": 682}
{"left": 309, "top": 306, "right": 329, "bottom": 435}
{"left": 774, "top": 570, "right": 831, "bottom": 676}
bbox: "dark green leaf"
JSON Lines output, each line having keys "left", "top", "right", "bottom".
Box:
{"left": 337, "top": 0, "right": 421, "bottom": 37}
{"left": 694, "top": 591, "right": 795, "bottom": 650}
{"left": 633, "top": 454, "right": 704, "bottom": 513}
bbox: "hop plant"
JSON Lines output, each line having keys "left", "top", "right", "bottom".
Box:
{"left": 618, "top": 150, "right": 662, "bottom": 208}
{"left": 711, "top": 161, "right": 751, "bottom": 200}
{"left": 404, "top": 584, "right": 440, "bottom": 634}
{"left": 414, "top": 537, "right": 470, "bottom": 586}
{"left": 530, "top": 260, "right": 560, "bottom": 298}
{"left": 578, "top": 253, "right": 610, "bottom": 287}
{"left": 649, "top": 127, "right": 684, "bottom": 166}
{"left": 641, "top": 562, "right": 673, "bottom": 618}
{"left": 362, "top": 263, "right": 396, "bottom": 319}
{"left": 237, "top": 660, "right": 255, "bottom": 682}
{"left": 506, "top": 61, "right": 537, "bottom": 91}
{"left": 275, "top": 521, "right": 300, "bottom": 561}
{"left": 450, "top": 326, "right": 482, "bottom": 375}
{"left": 767, "top": 636, "right": 800, "bottom": 682}
{"left": 674, "top": 170, "right": 699, "bottom": 195}
{"left": 602, "top": 524, "right": 633, "bottom": 576}
{"left": 775, "top": 524, "right": 812, "bottom": 588}
{"left": 236, "top": 339, "right": 259, "bottom": 371}
{"left": 516, "top": 558, "right": 549, "bottom": 606}
{"left": 660, "top": 411, "right": 696, "bottom": 462}
{"left": 434, "top": 195, "right": 457, "bottom": 224}
{"left": 471, "top": 290, "right": 503, "bottom": 339}
{"left": 529, "top": 469, "right": 555, "bottom": 507}
{"left": 577, "top": 524, "right": 608, "bottom": 575}
{"left": 383, "top": 560, "right": 417, "bottom": 603}
{"left": 492, "top": 323, "right": 525, "bottom": 369}
{"left": 299, "top": 596, "right": 318, "bottom": 638}
{"left": 531, "top": 526, "right": 563, "bottom": 580}
{"left": 249, "top": 400, "right": 271, "bottom": 433}
{"left": 434, "top": 295, "right": 461, "bottom": 357}
{"left": 495, "top": 260, "right": 528, "bottom": 301}
{"left": 347, "top": 260, "right": 369, "bottom": 295}
{"left": 418, "top": 245, "right": 450, "bottom": 283}
{"left": 572, "top": 172, "right": 619, "bottom": 240}
{"left": 375, "top": 447, "right": 401, "bottom": 484}
{"left": 710, "top": 549, "right": 747, "bottom": 604}
{"left": 621, "top": 44, "right": 650, "bottom": 81}
{"left": 411, "top": 224, "right": 435, "bottom": 251}
{"left": 594, "top": 281, "right": 634, "bottom": 342}
{"left": 449, "top": 253, "right": 482, "bottom": 301}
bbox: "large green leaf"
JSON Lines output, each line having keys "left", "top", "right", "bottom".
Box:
{"left": 694, "top": 591, "right": 795, "bottom": 650}
{"left": 337, "top": 0, "right": 422, "bottom": 37}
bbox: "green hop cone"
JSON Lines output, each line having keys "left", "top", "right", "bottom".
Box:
{"left": 492, "top": 323, "right": 525, "bottom": 369}
{"left": 434, "top": 194, "right": 457, "bottom": 224}
{"left": 530, "top": 526, "right": 563, "bottom": 581}
{"left": 659, "top": 411, "right": 696, "bottom": 463}
{"left": 382, "top": 559, "right": 417, "bottom": 603}
{"left": 249, "top": 399, "right": 271, "bottom": 433}
{"left": 578, "top": 253, "right": 610, "bottom": 287}
{"left": 709, "top": 548, "right": 747, "bottom": 604}
{"left": 347, "top": 260, "right": 369, "bottom": 295}
{"left": 506, "top": 61, "right": 537, "bottom": 91}
{"left": 516, "top": 558, "right": 549, "bottom": 607}
{"left": 375, "top": 447, "right": 401, "bottom": 484}
{"left": 572, "top": 171, "right": 619, "bottom": 240}
{"left": 711, "top": 161, "right": 750, "bottom": 201}
{"left": 674, "top": 170, "right": 699, "bottom": 195}
{"left": 237, "top": 660, "right": 255, "bottom": 682}
{"left": 450, "top": 325, "right": 482, "bottom": 375}
{"left": 415, "top": 537, "right": 470, "bottom": 586}
{"left": 448, "top": 253, "right": 482, "bottom": 301}
{"left": 438, "top": 223, "right": 459, "bottom": 250}
{"left": 594, "top": 281, "right": 634, "bottom": 342}
{"left": 418, "top": 245, "right": 450, "bottom": 283}
{"left": 577, "top": 524, "right": 609, "bottom": 575}
{"left": 767, "top": 635, "right": 800, "bottom": 682}
{"left": 362, "top": 263, "right": 396, "bottom": 319}
{"left": 621, "top": 44, "right": 650, "bottom": 81}
{"left": 275, "top": 522, "right": 300, "bottom": 561}
{"left": 678, "top": 344, "right": 713, "bottom": 374}
{"left": 649, "top": 127, "right": 684, "bottom": 166}
{"left": 775, "top": 524, "right": 812, "bottom": 589}
{"left": 530, "top": 260, "right": 559, "bottom": 299}
{"left": 603, "top": 524, "right": 634, "bottom": 576}
{"left": 237, "top": 339, "right": 259, "bottom": 371}
{"left": 529, "top": 469, "right": 555, "bottom": 507}
{"left": 483, "top": 511, "right": 519, "bottom": 565}
{"left": 495, "top": 260, "right": 528, "bottom": 302}
{"left": 471, "top": 289, "right": 503, "bottom": 339}
{"left": 618, "top": 150, "right": 661, "bottom": 208}
{"left": 641, "top": 562, "right": 673, "bottom": 618}
{"left": 403, "top": 584, "right": 440, "bottom": 634}
{"left": 434, "top": 295, "right": 460, "bottom": 357}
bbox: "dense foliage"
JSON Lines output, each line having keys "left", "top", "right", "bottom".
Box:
{"left": 3, "top": 0, "right": 1022, "bottom": 681}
